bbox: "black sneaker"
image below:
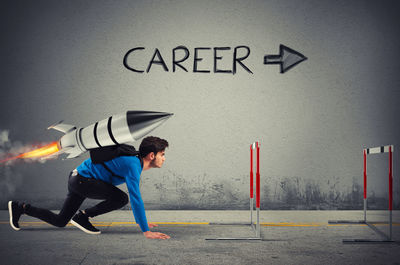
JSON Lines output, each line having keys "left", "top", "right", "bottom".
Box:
{"left": 70, "top": 210, "right": 101, "bottom": 235}
{"left": 8, "top": 201, "right": 23, "bottom": 231}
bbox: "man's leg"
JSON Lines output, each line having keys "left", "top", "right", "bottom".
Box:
{"left": 23, "top": 190, "right": 85, "bottom": 228}
{"left": 22, "top": 172, "right": 86, "bottom": 228}
{"left": 69, "top": 176, "right": 128, "bottom": 218}
{"left": 68, "top": 174, "right": 128, "bottom": 234}
{"left": 8, "top": 172, "right": 85, "bottom": 230}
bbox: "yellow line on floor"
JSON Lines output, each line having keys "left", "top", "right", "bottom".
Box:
{"left": 1, "top": 221, "right": 399, "bottom": 227}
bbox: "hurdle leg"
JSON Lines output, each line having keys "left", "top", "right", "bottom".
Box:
{"left": 250, "top": 143, "right": 254, "bottom": 227}
{"left": 250, "top": 197, "right": 254, "bottom": 228}
{"left": 256, "top": 207, "right": 260, "bottom": 237}
{"left": 364, "top": 149, "right": 367, "bottom": 222}
{"left": 389, "top": 146, "right": 393, "bottom": 240}
{"left": 256, "top": 142, "right": 261, "bottom": 238}
{"left": 206, "top": 141, "right": 262, "bottom": 241}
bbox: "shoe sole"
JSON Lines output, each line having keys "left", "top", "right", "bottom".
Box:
{"left": 8, "top": 201, "right": 20, "bottom": 231}
{"left": 70, "top": 219, "right": 101, "bottom": 235}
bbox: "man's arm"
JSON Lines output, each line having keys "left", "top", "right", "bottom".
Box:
{"left": 124, "top": 170, "right": 150, "bottom": 232}
{"left": 124, "top": 162, "right": 170, "bottom": 239}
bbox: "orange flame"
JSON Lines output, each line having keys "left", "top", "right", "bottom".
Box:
{"left": 0, "top": 142, "right": 60, "bottom": 164}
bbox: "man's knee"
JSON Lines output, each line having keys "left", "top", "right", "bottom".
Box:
{"left": 120, "top": 192, "right": 129, "bottom": 207}
{"left": 113, "top": 192, "right": 128, "bottom": 208}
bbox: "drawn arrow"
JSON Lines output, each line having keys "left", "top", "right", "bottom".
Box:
{"left": 264, "top": 44, "right": 307, "bottom": 74}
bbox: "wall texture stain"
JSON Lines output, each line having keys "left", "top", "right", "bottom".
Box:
{"left": 3, "top": 172, "right": 399, "bottom": 211}
{"left": 263, "top": 176, "right": 364, "bottom": 210}
{"left": 140, "top": 172, "right": 399, "bottom": 210}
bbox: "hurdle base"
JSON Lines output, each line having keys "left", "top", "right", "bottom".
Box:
{"left": 328, "top": 220, "right": 365, "bottom": 224}
{"left": 206, "top": 223, "right": 261, "bottom": 241}
{"left": 205, "top": 237, "right": 262, "bottom": 241}
{"left": 343, "top": 239, "right": 396, "bottom": 244}
{"left": 328, "top": 220, "right": 389, "bottom": 224}
{"left": 209, "top": 222, "right": 252, "bottom": 226}
{"left": 330, "top": 220, "right": 394, "bottom": 243}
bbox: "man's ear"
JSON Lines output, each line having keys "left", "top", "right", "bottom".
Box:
{"left": 149, "top": 152, "right": 155, "bottom": 160}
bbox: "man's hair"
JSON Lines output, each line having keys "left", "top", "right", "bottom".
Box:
{"left": 139, "top": 136, "right": 169, "bottom": 158}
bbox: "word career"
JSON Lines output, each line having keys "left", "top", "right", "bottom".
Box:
{"left": 123, "top": 46, "right": 253, "bottom": 74}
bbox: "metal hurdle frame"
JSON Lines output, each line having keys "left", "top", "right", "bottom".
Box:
{"left": 206, "top": 142, "right": 261, "bottom": 240}
{"left": 329, "top": 145, "right": 396, "bottom": 243}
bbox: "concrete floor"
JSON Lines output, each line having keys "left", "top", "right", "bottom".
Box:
{"left": 1, "top": 210, "right": 400, "bottom": 265}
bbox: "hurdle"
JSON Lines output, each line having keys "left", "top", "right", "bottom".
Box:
{"left": 329, "top": 145, "right": 396, "bottom": 243}
{"left": 206, "top": 141, "right": 261, "bottom": 240}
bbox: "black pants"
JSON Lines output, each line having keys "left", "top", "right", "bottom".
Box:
{"left": 24, "top": 172, "right": 128, "bottom": 227}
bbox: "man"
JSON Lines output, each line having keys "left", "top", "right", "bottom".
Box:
{"left": 8, "top": 136, "right": 170, "bottom": 240}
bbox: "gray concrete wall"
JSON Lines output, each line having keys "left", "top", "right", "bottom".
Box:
{"left": 1, "top": 0, "right": 399, "bottom": 210}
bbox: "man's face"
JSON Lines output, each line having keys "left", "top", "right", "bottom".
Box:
{"left": 150, "top": 150, "right": 166, "bottom": 168}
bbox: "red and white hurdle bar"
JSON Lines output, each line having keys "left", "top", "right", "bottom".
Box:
{"left": 206, "top": 141, "right": 261, "bottom": 240}
{"left": 329, "top": 144, "right": 395, "bottom": 243}
{"left": 251, "top": 141, "right": 261, "bottom": 238}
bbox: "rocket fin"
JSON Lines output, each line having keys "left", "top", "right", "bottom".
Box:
{"left": 48, "top": 121, "right": 76, "bottom": 134}
{"left": 65, "top": 150, "right": 83, "bottom": 159}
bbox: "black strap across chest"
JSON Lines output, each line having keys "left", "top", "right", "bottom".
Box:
{"left": 100, "top": 162, "right": 124, "bottom": 180}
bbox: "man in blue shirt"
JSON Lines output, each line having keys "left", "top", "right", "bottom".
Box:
{"left": 8, "top": 136, "right": 170, "bottom": 240}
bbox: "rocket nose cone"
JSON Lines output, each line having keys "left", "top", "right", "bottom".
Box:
{"left": 126, "top": 111, "right": 173, "bottom": 140}
{"left": 127, "top": 110, "right": 172, "bottom": 117}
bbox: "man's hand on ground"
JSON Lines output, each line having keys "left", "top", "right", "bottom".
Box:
{"left": 143, "top": 231, "right": 170, "bottom": 239}
{"left": 148, "top": 223, "right": 158, "bottom": 228}
{"left": 136, "top": 223, "right": 158, "bottom": 228}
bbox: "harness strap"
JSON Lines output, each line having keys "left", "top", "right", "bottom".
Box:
{"left": 99, "top": 156, "right": 143, "bottom": 181}
{"left": 100, "top": 162, "right": 124, "bottom": 180}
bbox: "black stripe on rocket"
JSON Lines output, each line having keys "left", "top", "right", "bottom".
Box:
{"left": 93, "top": 122, "right": 102, "bottom": 147}
{"left": 107, "top": 116, "right": 119, "bottom": 145}
{"left": 78, "top": 128, "right": 87, "bottom": 150}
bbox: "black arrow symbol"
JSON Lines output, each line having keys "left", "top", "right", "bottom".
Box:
{"left": 264, "top": 44, "right": 307, "bottom": 74}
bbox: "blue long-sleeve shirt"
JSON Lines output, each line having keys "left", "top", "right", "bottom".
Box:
{"left": 76, "top": 156, "right": 149, "bottom": 232}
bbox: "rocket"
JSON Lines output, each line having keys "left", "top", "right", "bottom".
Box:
{"left": 48, "top": 110, "right": 173, "bottom": 159}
